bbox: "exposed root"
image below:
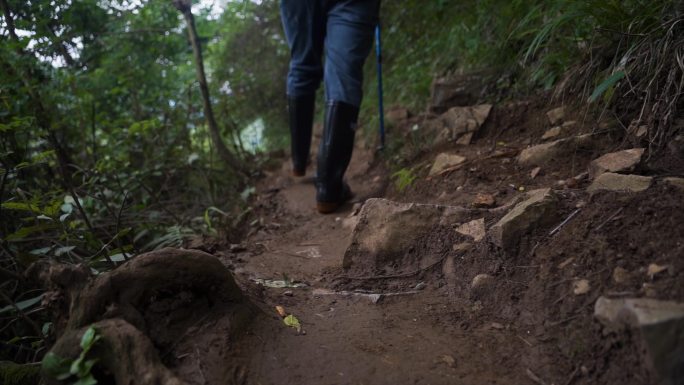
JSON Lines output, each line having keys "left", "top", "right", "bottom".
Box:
{"left": 32, "top": 248, "right": 255, "bottom": 385}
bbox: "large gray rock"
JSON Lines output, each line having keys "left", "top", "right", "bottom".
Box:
{"left": 589, "top": 148, "right": 645, "bottom": 178}
{"left": 595, "top": 297, "right": 684, "bottom": 385}
{"left": 489, "top": 189, "right": 558, "bottom": 250}
{"left": 587, "top": 173, "right": 653, "bottom": 193}
{"left": 428, "top": 104, "right": 492, "bottom": 146}
{"left": 343, "top": 199, "right": 471, "bottom": 274}
{"left": 517, "top": 134, "right": 594, "bottom": 166}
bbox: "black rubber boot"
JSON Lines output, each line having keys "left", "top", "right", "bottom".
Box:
{"left": 316, "top": 101, "right": 358, "bottom": 214}
{"left": 287, "top": 94, "right": 315, "bottom": 176}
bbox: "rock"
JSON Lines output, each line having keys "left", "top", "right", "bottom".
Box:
{"left": 594, "top": 297, "right": 684, "bottom": 385}
{"left": 471, "top": 274, "right": 494, "bottom": 289}
{"left": 343, "top": 199, "right": 470, "bottom": 274}
{"left": 613, "top": 267, "right": 630, "bottom": 284}
{"left": 440, "top": 354, "right": 457, "bottom": 368}
{"left": 587, "top": 173, "right": 653, "bottom": 193}
{"left": 386, "top": 107, "right": 409, "bottom": 124}
{"left": 490, "top": 322, "right": 504, "bottom": 330}
{"left": 546, "top": 107, "right": 566, "bottom": 125}
{"left": 562, "top": 120, "right": 577, "bottom": 129}
{"left": 456, "top": 218, "right": 486, "bottom": 242}
{"left": 429, "top": 153, "right": 467, "bottom": 176}
{"left": 664, "top": 177, "right": 684, "bottom": 191}
{"left": 530, "top": 167, "right": 542, "bottom": 179}
{"left": 489, "top": 189, "right": 559, "bottom": 250}
{"left": 517, "top": 134, "right": 594, "bottom": 166}
{"left": 472, "top": 193, "right": 496, "bottom": 208}
{"left": 589, "top": 148, "right": 645, "bottom": 178}
{"left": 573, "top": 279, "right": 590, "bottom": 295}
{"left": 542, "top": 126, "right": 562, "bottom": 140}
{"left": 647, "top": 263, "right": 669, "bottom": 280}
{"left": 456, "top": 132, "right": 474, "bottom": 145}
{"left": 430, "top": 105, "right": 492, "bottom": 146}
{"left": 452, "top": 242, "right": 473, "bottom": 252}
{"left": 470, "top": 273, "right": 494, "bottom": 300}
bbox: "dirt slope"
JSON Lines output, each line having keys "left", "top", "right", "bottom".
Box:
{"left": 169, "top": 99, "right": 683, "bottom": 385}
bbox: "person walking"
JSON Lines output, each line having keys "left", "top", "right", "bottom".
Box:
{"left": 280, "top": 0, "right": 380, "bottom": 214}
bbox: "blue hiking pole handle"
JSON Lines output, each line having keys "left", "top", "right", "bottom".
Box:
{"left": 375, "top": 23, "right": 385, "bottom": 150}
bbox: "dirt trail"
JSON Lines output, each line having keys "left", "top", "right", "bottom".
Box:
{"left": 219, "top": 144, "right": 531, "bottom": 385}
{"left": 170, "top": 101, "right": 684, "bottom": 385}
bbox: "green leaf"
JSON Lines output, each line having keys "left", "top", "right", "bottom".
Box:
{"left": 588, "top": 71, "right": 626, "bottom": 103}
{"left": 283, "top": 314, "right": 301, "bottom": 332}
{"left": 41, "top": 352, "right": 70, "bottom": 379}
{"left": 1, "top": 201, "right": 42, "bottom": 214}
{"left": 80, "top": 327, "right": 97, "bottom": 350}
{"left": 0, "top": 294, "right": 44, "bottom": 315}
{"left": 5, "top": 223, "right": 58, "bottom": 241}
{"left": 73, "top": 374, "right": 98, "bottom": 385}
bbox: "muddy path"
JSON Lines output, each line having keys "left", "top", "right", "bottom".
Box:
{"left": 169, "top": 101, "right": 684, "bottom": 385}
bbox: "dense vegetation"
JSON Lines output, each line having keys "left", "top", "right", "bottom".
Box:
{"left": 0, "top": 0, "right": 681, "bottom": 381}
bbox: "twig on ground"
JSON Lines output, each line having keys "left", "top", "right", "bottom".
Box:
{"left": 526, "top": 368, "right": 548, "bottom": 385}
{"left": 518, "top": 335, "right": 534, "bottom": 347}
{"left": 549, "top": 209, "right": 581, "bottom": 236}
{"left": 335, "top": 254, "right": 447, "bottom": 281}
{"left": 594, "top": 207, "right": 623, "bottom": 231}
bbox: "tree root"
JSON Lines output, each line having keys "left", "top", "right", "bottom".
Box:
{"left": 31, "top": 248, "right": 255, "bottom": 385}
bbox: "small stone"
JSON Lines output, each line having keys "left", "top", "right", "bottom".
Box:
{"left": 471, "top": 274, "right": 494, "bottom": 289}
{"left": 635, "top": 125, "right": 648, "bottom": 138}
{"left": 429, "top": 153, "right": 467, "bottom": 176}
{"left": 542, "top": 126, "right": 562, "bottom": 140}
{"left": 373, "top": 175, "right": 381, "bottom": 183}
{"left": 589, "top": 148, "right": 645, "bottom": 178}
{"left": 456, "top": 218, "right": 486, "bottom": 242}
{"left": 517, "top": 135, "right": 594, "bottom": 166}
{"left": 530, "top": 167, "right": 541, "bottom": 179}
{"left": 575, "top": 200, "right": 587, "bottom": 208}
{"left": 573, "top": 279, "right": 590, "bottom": 295}
{"left": 587, "top": 173, "right": 653, "bottom": 193}
{"left": 647, "top": 263, "right": 668, "bottom": 280}
{"left": 472, "top": 193, "right": 496, "bottom": 208}
{"left": 580, "top": 366, "right": 589, "bottom": 376}
{"left": 229, "top": 244, "right": 246, "bottom": 253}
{"left": 452, "top": 242, "right": 473, "bottom": 252}
{"left": 664, "top": 177, "right": 684, "bottom": 191}
{"left": 414, "top": 282, "right": 427, "bottom": 290}
{"left": 613, "top": 267, "right": 630, "bottom": 284}
{"left": 562, "top": 120, "right": 577, "bottom": 129}
{"left": 489, "top": 188, "right": 558, "bottom": 249}
{"left": 490, "top": 322, "right": 504, "bottom": 330}
{"left": 441, "top": 354, "right": 457, "bottom": 368}
{"left": 283, "top": 290, "right": 293, "bottom": 297}
{"left": 546, "top": 107, "right": 566, "bottom": 125}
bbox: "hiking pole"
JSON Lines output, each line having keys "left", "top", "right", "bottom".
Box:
{"left": 375, "top": 23, "right": 385, "bottom": 150}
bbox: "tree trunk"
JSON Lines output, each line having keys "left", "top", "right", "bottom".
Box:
{"left": 173, "top": 0, "right": 247, "bottom": 176}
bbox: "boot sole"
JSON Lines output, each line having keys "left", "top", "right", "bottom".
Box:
{"left": 316, "top": 201, "right": 342, "bottom": 214}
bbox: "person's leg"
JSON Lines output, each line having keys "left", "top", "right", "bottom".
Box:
{"left": 280, "top": 0, "right": 325, "bottom": 176}
{"left": 316, "top": 0, "right": 379, "bottom": 212}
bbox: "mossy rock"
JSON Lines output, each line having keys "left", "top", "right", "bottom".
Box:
{"left": 0, "top": 361, "right": 41, "bottom": 385}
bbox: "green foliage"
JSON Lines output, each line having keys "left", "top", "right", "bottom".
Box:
{"left": 391, "top": 167, "right": 418, "bottom": 192}
{"left": 0, "top": 362, "right": 41, "bottom": 385}
{"left": 42, "top": 326, "right": 101, "bottom": 385}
